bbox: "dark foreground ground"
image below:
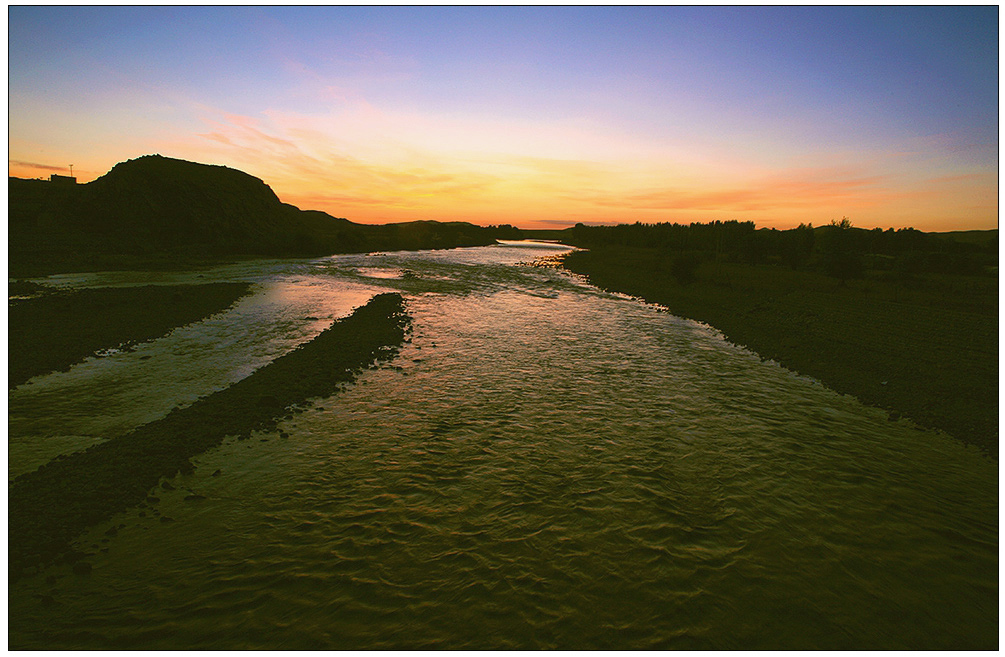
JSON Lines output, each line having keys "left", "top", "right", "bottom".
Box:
{"left": 9, "top": 292, "right": 410, "bottom": 580}
{"left": 562, "top": 247, "right": 998, "bottom": 458}
{"left": 9, "top": 281, "right": 254, "bottom": 388}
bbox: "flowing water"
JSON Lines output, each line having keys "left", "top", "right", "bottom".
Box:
{"left": 8, "top": 241, "right": 998, "bottom": 649}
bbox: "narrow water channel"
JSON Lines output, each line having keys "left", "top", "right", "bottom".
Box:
{"left": 8, "top": 241, "right": 998, "bottom": 649}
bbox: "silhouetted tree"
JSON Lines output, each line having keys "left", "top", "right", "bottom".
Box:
{"left": 820, "top": 217, "right": 864, "bottom": 285}
{"left": 781, "top": 222, "right": 815, "bottom": 269}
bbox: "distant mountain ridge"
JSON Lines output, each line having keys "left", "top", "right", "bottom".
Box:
{"left": 9, "top": 154, "right": 497, "bottom": 275}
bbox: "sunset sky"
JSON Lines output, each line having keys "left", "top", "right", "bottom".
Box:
{"left": 8, "top": 6, "right": 999, "bottom": 231}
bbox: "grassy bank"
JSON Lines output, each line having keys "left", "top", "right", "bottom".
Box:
{"left": 9, "top": 293, "right": 410, "bottom": 579}
{"left": 562, "top": 246, "right": 998, "bottom": 457}
{"left": 9, "top": 282, "right": 254, "bottom": 388}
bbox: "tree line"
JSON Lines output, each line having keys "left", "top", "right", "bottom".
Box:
{"left": 555, "top": 219, "right": 996, "bottom": 283}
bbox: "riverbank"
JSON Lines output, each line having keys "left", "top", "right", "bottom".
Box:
{"left": 9, "top": 292, "right": 411, "bottom": 579}
{"left": 9, "top": 282, "right": 254, "bottom": 387}
{"left": 562, "top": 246, "right": 998, "bottom": 457}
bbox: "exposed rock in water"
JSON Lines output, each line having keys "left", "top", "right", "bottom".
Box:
{"left": 8, "top": 293, "right": 411, "bottom": 580}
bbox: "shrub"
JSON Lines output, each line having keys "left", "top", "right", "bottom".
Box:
{"left": 670, "top": 252, "right": 701, "bottom": 284}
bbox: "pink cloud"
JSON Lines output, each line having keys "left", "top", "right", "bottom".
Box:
{"left": 9, "top": 160, "right": 66, "bottom": 173}
{"left": 566, "top": 169, "right": 901, "bottom": 214}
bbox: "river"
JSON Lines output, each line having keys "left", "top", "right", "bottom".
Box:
{"left": 8, "top": 241, "right": 998, "bottom": 649}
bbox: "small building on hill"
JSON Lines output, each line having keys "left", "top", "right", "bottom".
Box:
{"left": 49, "top": 174, "right": 77, "bottom": 185}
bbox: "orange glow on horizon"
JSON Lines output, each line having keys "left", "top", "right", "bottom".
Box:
{"left": 9, "top": 7, "right": 997, "bottom": 235}
{"left": 8, "top": 107, "right": 998, "bottom": 234}
{"left": 8, "top": 152, "right": 997, "bottom": 234}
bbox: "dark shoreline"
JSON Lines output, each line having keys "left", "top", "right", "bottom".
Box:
{"left": 9, "top": 292, "right": 411, "bottom": 580}
{"left": 9, "top": 282, "right": 255, "bottom": 388}
{"left": 561, "top": 246, "right": 998, "bottom": 458}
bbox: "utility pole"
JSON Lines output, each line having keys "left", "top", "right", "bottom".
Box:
{"left": 69, "top": 164, "right": 74, "bottom": 178}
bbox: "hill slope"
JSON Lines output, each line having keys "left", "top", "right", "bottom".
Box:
{"left": 9, "top": 155, "right": 496, "bottom": 275}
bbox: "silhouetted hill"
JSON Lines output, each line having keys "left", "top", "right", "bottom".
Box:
{"left": 9, "top": 155, "right": 496, "bottom": 275}
{"left": 930, "top": 229, "right": 997, "bottom": 249}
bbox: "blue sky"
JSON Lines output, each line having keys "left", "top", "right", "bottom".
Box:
{"left": 9, "top": 6, "right": 999, "bottom": 230}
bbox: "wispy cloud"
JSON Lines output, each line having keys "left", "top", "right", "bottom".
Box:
{"left": 9, "top": 160, "right": 67, "bottom": 172}
{"left": 923, "top": 173, "right": 987, "bottom": 185}
{"left": 152, "top": 89, "right": 996, "bottom": 230}
{"left": 178, "top": 108, "right": 505, "bottom": 218}
{"left": 569, "top": 169, "right": 898, "bottom": 214}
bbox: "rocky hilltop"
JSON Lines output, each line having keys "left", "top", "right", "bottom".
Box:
{"left": 9, "top": 155, "right": 496, "bottom": 275}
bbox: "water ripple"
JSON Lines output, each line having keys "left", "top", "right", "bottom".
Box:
{"left": 9, "top": 242, "right": 998, "bottom": 650}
